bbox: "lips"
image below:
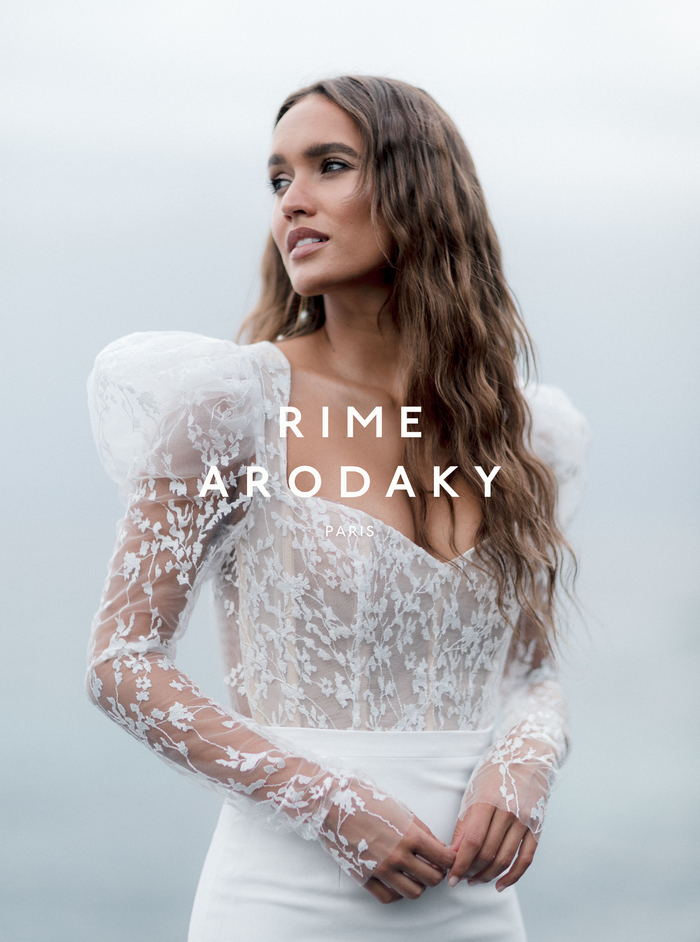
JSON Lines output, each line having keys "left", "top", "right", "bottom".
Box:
{"left": 287, "top": 227, "right": 329, "bottom": 260}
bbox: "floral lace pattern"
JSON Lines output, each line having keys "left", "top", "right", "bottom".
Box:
{"left": 86, "top": 331, "right": 590, "bottom": 881}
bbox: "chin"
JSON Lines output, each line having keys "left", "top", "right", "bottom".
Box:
{"left": 290, "top": 268, "right": 380, "bottom": 299}
{"left": 288, "top": 271, "right": 334, "bottom": 298}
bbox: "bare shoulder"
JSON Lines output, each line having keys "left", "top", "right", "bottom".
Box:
{"left": 272, "top": 332, "right": 328, "bottom": 374}
{"left": 273, "top": 331, "right": 394, "bottom": 408}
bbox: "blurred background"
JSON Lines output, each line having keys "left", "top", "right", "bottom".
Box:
{"left": 1, "top": 1, "right": 698, "bottom": 940}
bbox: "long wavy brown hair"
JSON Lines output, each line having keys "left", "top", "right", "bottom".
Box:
{"left": 238, "top": 75, "right": 574, "bottom": 654}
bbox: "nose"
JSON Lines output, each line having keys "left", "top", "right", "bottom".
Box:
{"left": 278, "top": 174, "right": 316, "bottom": 219}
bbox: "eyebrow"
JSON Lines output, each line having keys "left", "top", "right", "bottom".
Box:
{"left": 268, "top": 142, "right": 359, "bottom": 169}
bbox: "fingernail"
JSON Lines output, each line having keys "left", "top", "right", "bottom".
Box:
{"left": 496, "top": 885, "right": 504, "bottom": 893}
{"left": 448, "top": 876, "right": 459, "bottom": 887}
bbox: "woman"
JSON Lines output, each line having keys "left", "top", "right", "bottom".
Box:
{"left": 87, "top": 76, "right": 590, "bottom": 941}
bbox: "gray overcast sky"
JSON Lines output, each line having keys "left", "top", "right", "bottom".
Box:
{"left": 3, "top": 1, "right": 698, "bottom": 216}
{"left": 1, "top": 3, "right": 698, "bottom": 941}
{"left": 3, "top": 0, "right": 699, "bottom": 514}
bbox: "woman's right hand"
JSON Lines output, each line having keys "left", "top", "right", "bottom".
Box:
{"left": 319, "top": 774, "right": 454, "bottom": 898}
{"left": 362, "top": 817, "right": 456, "bottom": 904}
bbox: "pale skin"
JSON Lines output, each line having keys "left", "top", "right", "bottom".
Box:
{"left": 268, "top": 94, "right": 538, "bottom": 904}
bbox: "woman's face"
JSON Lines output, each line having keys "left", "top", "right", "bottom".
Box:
{"left": 268, "top": 94, "right": 391, "bottom": 299}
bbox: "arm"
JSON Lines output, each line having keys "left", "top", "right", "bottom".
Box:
{"left": 447, "top": 382, "right": 590, "bottom": 889}
{"left": 447, "top": 620, "right": 568, "bottom": 890}
{"left": 87, "top": 475, "right": 414, "bottom": 880}
{"left": 87, "top": 331, "right": 454, "bottom": 896}
{"left": 458, "top": 621, "right": 570, "bottom": 839}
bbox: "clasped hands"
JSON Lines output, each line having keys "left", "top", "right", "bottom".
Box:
{"left": 363, "top": 803, "right": 538, "bottom": 905}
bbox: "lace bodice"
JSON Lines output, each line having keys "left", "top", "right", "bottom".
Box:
{"left": 86, "top": 331, "right": 591, "bottom": 883}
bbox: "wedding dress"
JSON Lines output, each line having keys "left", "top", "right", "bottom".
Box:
{"left": 86, "top": 331, "right": 590, "bottom": 941}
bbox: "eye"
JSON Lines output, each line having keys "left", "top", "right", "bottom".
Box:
{"left": 268, "top": 176, "right": 290, "bottom": 195}
{"left": 321, "top": 158, "right": 349, "bottom": 174}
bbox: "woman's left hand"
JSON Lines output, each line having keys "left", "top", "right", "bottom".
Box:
{"left": 446, "top": 802, "right": 537, "bottom": 892}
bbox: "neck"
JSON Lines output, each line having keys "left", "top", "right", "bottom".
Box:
{"left": 320, "top": 281, "right": 404, "bottom": 396}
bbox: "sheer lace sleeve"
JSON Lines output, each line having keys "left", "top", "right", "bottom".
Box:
{"left": 86, "top": 331, "right": 415, "bottom": 884}
{"left": 458, "top": 384, "right": 591, "bottom": 839}
{"left": 458, "top": 624, "right": 569, "bottom": 840}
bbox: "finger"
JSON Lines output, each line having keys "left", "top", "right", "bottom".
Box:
{"left": 382, "top": 870, "right": 427, "bottom": 901}
{"left": 374, "top": 833, "right": 451, "bottom": 889}
{"left": 411, "top": 828, "right": 457, "bottom": 873}
{"left": 448, "top": 801, "right": 493, "bottom": 851}
{"left": 467, "top": 821, "right": 527, "bottom": 884}
{"left": 449, "top": 812, "right": 469, "bottom": 851}
{"left": 465, "top": 809, "right": 518, "bottom": 878}
{"left": 401, "top": 853, "right": 448, "bottom": 889}
{"left": 411, "top": 816, "right": 451, "bottom": 869}
{"left": 375, "top": 838, "right": 446, "bottom": 889}
{"left": 495, "top": 831, "right": 538, "bottom": 891}
{"left": 448, "top": 804, "right": 496, "bottom": 885}
{"left": 363, "top": 877, "right": 402, "bottom": 905}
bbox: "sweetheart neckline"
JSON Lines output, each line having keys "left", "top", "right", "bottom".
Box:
{"left": 262, "top": 341, "right": 478, "bottom": 572}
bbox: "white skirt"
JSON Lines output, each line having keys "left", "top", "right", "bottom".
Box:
{"left": 188, "top": 727, "right": 527, "bottom": 942}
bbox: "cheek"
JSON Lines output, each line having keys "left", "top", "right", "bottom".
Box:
{"left": 336, "top": 200, "right": 381, "bottom": 253}
{"left": 349, "top": 213, "right": 390, "bottom": 265}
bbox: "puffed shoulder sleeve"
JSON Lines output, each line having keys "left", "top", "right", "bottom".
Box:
{"left": 524, "top": 383, "right": 592, "bottom": 530}
{"left": 87, "top": 330, "right": 262, "bottom": 502}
